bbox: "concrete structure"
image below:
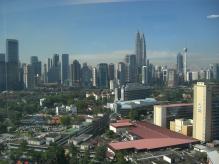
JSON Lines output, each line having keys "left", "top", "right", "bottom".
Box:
{"left": 170, "top": 119, "right": 193, "bottom": 136}
{"left": 154, "top": 103, "right": 193, "bottom": 128}
{"left": 193, "top": 82, "right": 219, "bottom": 142}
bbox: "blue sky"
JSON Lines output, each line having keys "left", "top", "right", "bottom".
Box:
{"left": 0, "top": 0, "right": 219, "bottom": 69}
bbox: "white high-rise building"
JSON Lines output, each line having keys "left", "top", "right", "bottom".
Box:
{"left": 92, "top": 67, "right": 97, "bottom": 87}
{"left": 183, "top": 48, "right": 188, "bottom": 81}
{"left": 142, "top": 66, "right": 148, "bottom": 85}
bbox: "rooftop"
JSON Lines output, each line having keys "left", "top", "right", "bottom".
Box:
{"left": 155, "top": 103, "right": 193, "bottom": 108}
{"left": 108, "top": 121, "right": 198, "bottom": 151}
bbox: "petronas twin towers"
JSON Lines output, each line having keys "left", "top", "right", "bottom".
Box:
{"left": 135, "top": 31, "right": 146, "bottom": 68}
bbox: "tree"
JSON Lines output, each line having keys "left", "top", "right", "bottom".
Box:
{"left": 60, "top": 115, "right": 72, "bottom": 126}
{"left": 79, "top": 149, "right": 89, "bottom": 164}
{"left": 128, "top": 110, "right": 139, "bottom": 120}
{"left": 94, "top": 145, "right": 107, "bottom": 163}
{"left": 69, "top": 144, "right": 79, "bottom": 164}
{"left": 115, "top": 152, "right": 127, "bottom": 164}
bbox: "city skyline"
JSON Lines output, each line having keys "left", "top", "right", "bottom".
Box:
{"left": 0, "top": 0, "right": 219, "bottom": 69}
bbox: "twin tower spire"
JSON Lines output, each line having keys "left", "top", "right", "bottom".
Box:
{"left": 135, "top": 31, "right": 147, "bottom": 68}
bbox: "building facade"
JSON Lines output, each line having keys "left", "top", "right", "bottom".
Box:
{"left": 0, "top": 53, "right": 6, "bottom": 91}
{"left": 154, "top": 103, "right": 193, "bottom": 129}
{"left": 193, "top": 82, "right": 219, "bottom": 142}
{"left": 6, "top": 39, "right": 20, "bottom": 90}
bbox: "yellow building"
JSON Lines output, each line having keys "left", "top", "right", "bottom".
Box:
{"left": 193, "top": 82, "right": 219, "bottom": 142}
{"left": 170, "top": 118, "right": 193, "bottom": 137}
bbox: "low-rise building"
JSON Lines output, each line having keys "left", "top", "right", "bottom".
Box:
{"left": 154, "top": 103, "right": 193, "bottom": 128}
{"left": 109, "top": 119, "right": 134, "bottom": 133}
{"left": 45, "top": 133, "right": 61, "bottom": 145}
{"left": 170, "top": 119, "right": 193, "bottom": 136}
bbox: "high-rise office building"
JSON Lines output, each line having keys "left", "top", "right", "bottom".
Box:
{"left": 167, "top": 69, "right": 177, "bottom": 87}
{"left": 142, "top": 66, "right": 148, "bottom": 85}
{"left": 212, "top": 63, "right": 219, "bottom": 80}
{"left": 97, "top": 63, "right": 108, "bottom": 88}
{"left": 183, "top": 48, "right": 188, "bottom": 81}
{"left": 199, "top": 69, "right": 206, "bottom": 80}
{"left": 125, "top": 54, "right": 137, "bottom": 83}
{"left": 177, "top": 53, "right": 183, "bottom": 75}
{"left": 43, "top": 63, "right": 48, "bottom": 83}
{"left": 193, "top": 82, "right": 219, "bottom": 142}
{"left": 47, "top": 54, "right": 61, "bottom": 83}
{"left": 92, "top": 67, "right": 97, "bottom": 87}
{"left": 23, "top": 64, "right": 34, "bottom": 89}
{"left": 71, "top": 60, "right": 81, "bottom": 85}
{"left": 61, "top": 54, "right": 69, "bottom": 84}
{"left": 108, "top": 63, "right": 115, "bottom": 81}
{"left": 6, "top": 39, "right": 19, "bottom": 90}
{"left": 135, "top": 32, "right": 146, "bottom": 68}
{"left": 30, "top": 56, "right": 41, "bottom": 77}
{"left": 0, "top": 53, "right": 6, "bottom": 91}
{"left": 81, "top": 63, "right": 92, "bottom": 88}
{"left": 117, "top": 62, "right": 126, "bottom": 86}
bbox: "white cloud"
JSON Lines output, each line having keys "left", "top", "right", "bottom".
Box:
{"left": 207, "top": 14, "right": 219, "bottom": 19}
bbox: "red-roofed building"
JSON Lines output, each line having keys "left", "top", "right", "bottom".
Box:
{"left": 108, "top": 121, "right": 198, "bottom": 155}
{"left": 109, "top": 119, "right": 134, "bottom": 133}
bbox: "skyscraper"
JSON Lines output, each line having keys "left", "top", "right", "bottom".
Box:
{"left": 30, "top": 56, "right": 41, "bottom": 77}
{"left": 47, "top": 54, "right": 61, "bottom": 83}
{"left": 135, "top": 31, "right": 146, "bottom": 68}
{"left": 212, "top": 63, "right": 219, "bottom": 80}
{"left": 177, "top": 53, "right": 183, "bottom": 75}
{"left": 92, "top": 67, "right": 97, "bottom": 87}
{"left": 183, "top": 48, "right": 188, "bottom": 81}
{"left": 97, "top": 63, "right": 108, "bottom": 88}
{"left": 193, "top": 82, "right": 219, "bottom": 142}
{"left": 117, "top": 62, "right": 126, "bottom": 86}
{"left": 0, "top": 53, "right": 6, "bottom": 91}
{"left": 108, "top": 63, "right": 115, "bottom": 81}
{"left": 23, "top": 64, "right": 34, "bottom": 89}
{"left": 142, "top": 66, "right": 148, "bottom": 85}
{"left": 81, "top": 63, "right": 92, "bottom": 88}
{"left": 71, "top": 60, "right": 81, "bottom": 85}
{"left": 125, "top": 54, "right": 137, "bottom": 83}
{"left": 6, "top": 39, "right": 19, "bottom": 90}
{"left": 167, "top": 69, "right": 177, "bottom": 87}
{"left": 61, "top": 54, "right": 69, "bottom": 84}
